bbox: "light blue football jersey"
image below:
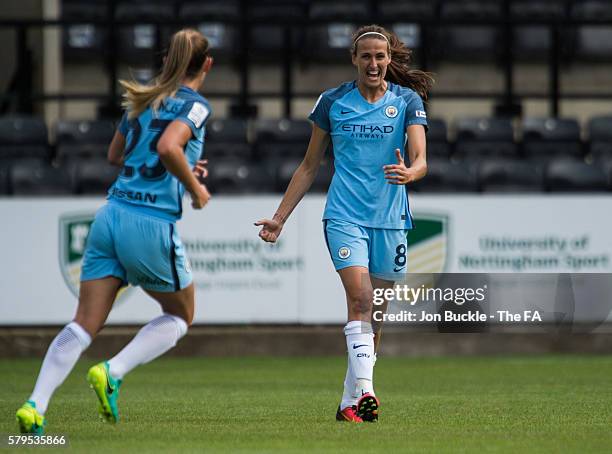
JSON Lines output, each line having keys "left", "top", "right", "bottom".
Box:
{"left": 109, "top": 86, "right": 211, "bottom": 221}
{"left": 308, "top": 81, "right": 427, "bottom": 230}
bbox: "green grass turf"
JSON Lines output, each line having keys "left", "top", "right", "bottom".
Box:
{"left": 1, "top": 356, "right": 612, "bottom": 453}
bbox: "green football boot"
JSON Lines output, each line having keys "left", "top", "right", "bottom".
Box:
{"left": 16, "top": 400, "right": 46, "bottom": 435}
{"left": 87, "top": 361, "right": 122, "bottom": 423}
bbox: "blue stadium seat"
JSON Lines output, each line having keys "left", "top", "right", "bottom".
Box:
{"left": 274, "top": 156, "right": 334, "bottom": 193}
{"left": 0, "top": 166, "right": 8, "bottom": 195}
{"left": 254, "top": 119, "right": 311, "bottom": 159}
{"left": 478, "top": 158, "right": 544, "bottom": 192}
{"left": 522, "top": 117, "right": 583, "bottom": 161}
{"left": 454, "top": 117, "right": 517, "bottom": 159}
{"left": 410, "top": 159, "right": 478, "bottom": 192}
{"left": 114, "top": 2, "right": 174, "bottom": 65}
{"left": 511, "top": 0, "right": 568, "bottom": 61}
{"left": 208, "top": 158, "right": 275, "bottom": 194}
{"left": 178, "top": 1, "right": 239, "bottom": 61}
{"left": 436, "top": 0, "right": 502, "bottom": 62}
{"left": 570, "top": 1, "right": 612, "bottom": 61}
{"left": 377, "top": 1, "right": 436, "bottom": 61}
{"left": 545, "top": 158, "right": 608, "bottom": 192}
{"left": 55, "top": 120, "right": 115, "bottom": 163}
{"left": 426, "top": 119, "right": 451, "bottom": 161}
{"left": 587, "top": 115, "right": 612, "bottom": 160}
{"left": 73, "top": 157, "right": 119, "bottom": 194}
{"left": 204, "top": 119, "right": 251, "bottom": 160}
{"left": 0, "top": 116, "right": 49, "bottom": 165}
{"left": 62, "top": 0, "right": 108, "bottom": 62}
{"left": 10, "top": 161, "right": 74, "bottom": 195}
{"left": 307, "top": 0, "right": 370, "bottom": 62}
{"left": 247, "top": 1, "right": 307, "bottom": 61}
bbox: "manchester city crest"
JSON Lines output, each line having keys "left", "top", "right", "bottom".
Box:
{"left": 385, "top": 105, "right": 398, "bottom": 118}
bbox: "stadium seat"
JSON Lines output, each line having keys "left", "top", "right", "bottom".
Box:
{"left": 426, "top": 119, "right": 451, "bottom": 161}
{"left": 73, "top": 157, "right": 119, "bottom": 194}
{"left": 0, "top": 116, "right": 49, "bottom": 164}
{"left": 570, "top": 1, "right": 612, "bottom": 61}
{"left": 587, "top": 115, "right": 612, "bottom": 160}
{"left": 204, "top": 119, "right": 251, "bottom": 160}
{"left": 306, "top": 0, "right": 370, "bottom": 62}
{"left": 178, "top": 1, "right": 239, "bottom": 61}
{"left": 114, "top": 2, "right": 174, "bottom": 65}
{"left": 254, "top": 119, "right": 311, "bottom": 159}
{"left": 247, "top": 1, "right": 307, "bottom": 61}
{"left": 436, "top": 0, "right": 502, "bottom": 62}
{"left": 478, "top": 158, "right": 545, "bottom": 192}
{"left": 511, "top": 0, "right": 568, "bottom": 61}
{"left": 62, "top": 1, "right": 108, "bottom": 62}
{"left": 521, "top": 117, "right": 583, "bottom": 161}
{"left": 0, "top": 166, "right": 8, "bottom": 195}
{"left": 545, "top": 158, "right": 608, "bottom": 192}
{"left": 10, "top": 161, "right": 74, "bottom": 195}
{"left": 410, "top": 159, "right": 478, "bottom": 193}
{"left": 55, "top": 120, "right": 115, "bottom": 163}
{"left": 454, "top": 117, "right": 517, "bottom": 159}
{"left": 377, "top": 1, "right": 436, "bottom": 60}
{"left": 273, "top": 156, "right": 334, "bottom": 193}
{"left": 207, "top": 158, "right": 275, "bottom": 194}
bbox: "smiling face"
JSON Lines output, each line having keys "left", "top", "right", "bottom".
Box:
{"left": 352, "top": 37, "right": 391, "bottom": 91}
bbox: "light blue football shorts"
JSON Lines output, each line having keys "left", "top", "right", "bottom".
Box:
{"left": 323, "top": 219, "right": 408, "bottom": 279}
{"left": 81, "top": 202, "right": 192, "bottom": 292}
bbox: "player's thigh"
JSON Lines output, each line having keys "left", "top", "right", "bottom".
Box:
{"left": 369, "top": 228, "right": 408, "bottom": 280}
{"left": 323, "top": 219, "right": 370, "bottom": 271}
{"left": 81, "top": 204, "right": 128, "bottom": 285}
{"left": 144, "top": 283, "right": 194, "bottom": 325}
{"left": 114, "top": 210, "right": 193, "bottom": 293}
{"left": 75, "top": 276, "right": 124, "bottom": 337}
{"left": 338, "top": 265, "right": 373, "bottom": 307}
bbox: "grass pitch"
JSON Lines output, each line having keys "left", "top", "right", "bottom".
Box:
{"left": 1, "top": 356, "right": 612, "bottom": 453}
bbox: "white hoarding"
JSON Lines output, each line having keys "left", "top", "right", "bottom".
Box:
{"left": 1, "top": 195, "right": 611, "bottom": 324}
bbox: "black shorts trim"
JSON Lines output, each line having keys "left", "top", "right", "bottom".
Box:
{"left": 169, "top": 223, "right": 180, "bottom": 292}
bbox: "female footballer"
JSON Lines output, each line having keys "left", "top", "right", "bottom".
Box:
{"left": 16, "top": 29, "right": 213, "bottom": 433}
{"left": 256, "top": 25, "right": 433, "bottom": 423}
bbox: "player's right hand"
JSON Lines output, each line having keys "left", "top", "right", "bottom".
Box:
{"left": 254, "top": 218, "right": 283, "bottom": 243}
{"left": 190, "top": 183, "right": 211, "bottom": 209}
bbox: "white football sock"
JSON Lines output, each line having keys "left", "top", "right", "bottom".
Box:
{"left": 107, "top": 313, "right": 188, "bottom": 380}
{"left": 29, "top": 322, "right": 91, "bottom": 415}
{"left": 344, "top": 321, "right": 375, "bottom": 397}
{"left": 340, "top": 361, "right": 358, "bottom": 410}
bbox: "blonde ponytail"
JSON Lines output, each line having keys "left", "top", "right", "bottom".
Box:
{"left": 120, "top": 29, "right": 209, "bottom": 119}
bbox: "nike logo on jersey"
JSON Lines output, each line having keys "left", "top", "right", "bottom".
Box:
{"left": 393, "top": 266, "right": 406, "bottom": 272}
{"left": 353, "top": 344, "right": 368, "bottom": 349}
{"left": 341, "top": 109, "right": 352, "bottom": 114}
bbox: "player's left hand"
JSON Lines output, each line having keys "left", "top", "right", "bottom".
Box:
{"left": 383, "top": 149, "right": 418, "bottom": 185}
{"left": 193, "top": 159, "right": 208, "bottom": 182}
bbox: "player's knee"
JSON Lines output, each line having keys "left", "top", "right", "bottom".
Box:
{"left": 348, "top": 286, "right": 374, "bottom": 315}
{"left": 165, "top": 313, "right": 189, "bottom": 338}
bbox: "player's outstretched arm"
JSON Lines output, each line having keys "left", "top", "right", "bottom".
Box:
{"left": 157, "top": 120, "right": 211, "bottom": 209}
{"left": 383, "top": 124, "right": 427, "bottom": 185}
{"left": 255, "top": 124, "right": 330, "bottom": 243}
